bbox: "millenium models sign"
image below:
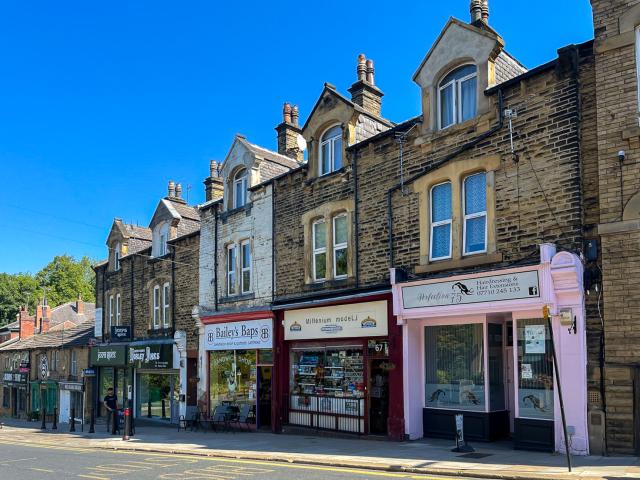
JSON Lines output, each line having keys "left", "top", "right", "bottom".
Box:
{"left": 402, "top": 270, "right": 540, "bottom": 309}
{"left": 204, "top": 319, "right": 273, "bottom": 351}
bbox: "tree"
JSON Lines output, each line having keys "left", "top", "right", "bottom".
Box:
{"left": 35, "top": 255, "right": 95, "bottom": 307}
{"left": 0, "top": 273, "right": 39, "bottom": 325}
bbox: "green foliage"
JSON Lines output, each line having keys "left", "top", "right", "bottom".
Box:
{"left": 0, "top": 255, "right": 95, "bottom": 327}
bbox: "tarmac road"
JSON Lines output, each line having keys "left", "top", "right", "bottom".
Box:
{"left": 0, "top": 440, "right": 495, "bottom": 480}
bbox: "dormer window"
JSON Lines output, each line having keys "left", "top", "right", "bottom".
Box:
{"left": 438, "top": 64, "right": 477, "bottom": 129}
{"left": 233, "top": 168, "right": 248, "bottom": 208}
{"left": 114, "top": 242, "right": 121, "bottom": 271}
{"left": 153, "top": 222, "right": 170, "bottom": 257}
{"left": 319, "top": 125, "right": 343, "bottom": 176}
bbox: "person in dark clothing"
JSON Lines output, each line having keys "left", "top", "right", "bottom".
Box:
{"left": 103, "top": 387, "right": 118, "bottom": 432}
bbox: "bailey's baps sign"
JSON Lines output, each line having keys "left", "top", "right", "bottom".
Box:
{"left": 204, "top": 319, "right": 273, "bottom": 351}
{"left": 284, "top": 300, "right": 388, "bottom": 340}
{"left": 401, "top": 270, "right": 540, "bottom": 309}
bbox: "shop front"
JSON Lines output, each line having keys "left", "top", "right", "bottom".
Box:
{"left": 90, "top": 344, "right": 129, "bottom": 417}
{"left": 2, "top": 371, "right": 28, "bottom": 418}
{"left": 277, "top": 296, "right": 404, "bottom": 439}
{"left": 129, "top": 341, "right": 178, "bottom": 423}
{"left": 391, "top": 244, "right": 588, "bottom": 453}
{"left": 202, "top": 315, "right": 274, "bottom": 430}
{"left": 59, "top": 381, "right": 84, "bottom": 424}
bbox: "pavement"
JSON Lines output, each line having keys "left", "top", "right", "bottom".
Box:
{"left": 0, "top": 418, "right": 638, "bottom": 480}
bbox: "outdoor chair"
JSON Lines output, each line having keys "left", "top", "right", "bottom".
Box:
{"left": 229, "top": 404, "right": 254, "bottom": 431}
{"left": 177, "top": 415, "right": 187, "bottom": 432}
{"left": 211, "top": 405, "right": 231, "bottom": 432}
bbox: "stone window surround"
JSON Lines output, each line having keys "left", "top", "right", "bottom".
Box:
{"left": 302, "top": 199, "right": 355, "bottom": 284}
{"left": 147, "top": 278, "right": 171, "bottom": 331}
{"left": 306, "top": 119, "right": 354, "bottom": 182}
{"left": 106, "top": 290, "right": 123, "bottom": 331}
{"left": 437, "top": 63, "right": 478, "bottom": 130}
{"left": 224, "top": 237, "right": 252, "bottom": 297}
{"left": 413, "top": 155, "right": 500, "bottom": 273}
{"left": 225, "top": 164, "right": 259, "bottom": 212}
{"left": 318, "top": 123, "right": 343, "bottom": 176}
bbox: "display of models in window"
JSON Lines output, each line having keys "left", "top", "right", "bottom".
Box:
{"left": 424, "top": 324, "right": 485, "bottom": 411}
{"left": 517, "top": 318, "right": 553, "bottom": 420}
{"left": 319, "top": 125, "right": 343, "bottom": 176}
{"left": 290, "top": 347, "right": 364, "bottom": 398}
{"left": 439, "top": 64, "right": 477, "bottom": 129}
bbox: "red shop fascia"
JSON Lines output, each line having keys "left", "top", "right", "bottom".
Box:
{"left": 273, "top": 292, "right": 404, "bottom": 440}
{"left": 201, "top": 310, "right": 277, "bottom": 432}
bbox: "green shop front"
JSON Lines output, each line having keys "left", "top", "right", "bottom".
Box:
{"left": 90, "top": 344, "right": 129, "bottom": 417}
{"left": 129, "top": 340, "right": 178, "bottom": 424}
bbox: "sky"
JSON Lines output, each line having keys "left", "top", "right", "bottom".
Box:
{"left": 0, "top": 0, "right": 594, "bottom": 275}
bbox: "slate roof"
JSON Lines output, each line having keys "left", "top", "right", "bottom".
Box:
{"left": 0, "top": 320, "right": 19, "bottom": 332}
{"left": 237, "top": 136, "right": 302, "bottom": 169}
{"left": 48, "top": 301, "right": 96, "bottom": 331}
{"left": 123, "top": 223, "right": 152, "bottom": 241}
{"left": 0, "top": 320, "right": 94, "bottom": 351}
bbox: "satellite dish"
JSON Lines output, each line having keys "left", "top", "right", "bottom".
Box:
{"left": 296, "top": 133, "right": 307, "bottom": 152}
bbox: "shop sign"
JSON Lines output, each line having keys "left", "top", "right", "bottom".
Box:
{"left": 40, "top": 355, "right": 49, "bottom": 380}
{"left": 111, "top": 325, "right": 131, "bottom": 341}
{"left": 204, "top": 319, "right": 273, "bottom": 351}
{"left": 402, "top": 270, "right": 540, "bottom": 309}
{"left": 82, "top": 368, "right": 96, "bottom": 377}
{"left": 284, "top": 301, "right": 388, "bottom": 340}
{"left": 95, "top": 307, "right": 103, "bottom": 337}
{"left": 2, "top": 372, "right": 27, "bottom": 384}
{"left": 60, "top": 382, "right": 84, "bottom": 392}
{"left": 91, "top": 345, "right": 127, "bottom": 366}
{"left": 128, "top": 344, "right": 173, "bottom": 369}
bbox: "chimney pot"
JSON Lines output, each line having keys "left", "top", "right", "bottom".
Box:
{"left": 470, "top": 0, "right": 483, "bottom": 23}
{"left": 168, "top": 180, "right": 176, "bottom": 197}
{"left": 210, "top": 160, "right": 219, "bottom": 178}
{"left": 175, "top": 183, "right": 183, "bottom": 198}
{"left": 283, "top": 102, "right": 292, "bottom": 124}
{"left": 366, "top": 59, "right": 375, "bottom": 85}
{"left": 481, "top": 0, "right": 489, "bottom": 22}
{"left": 76, "top": 294, "right": 84, "bottom": 315}
{"left": 291, "top": 105, "right": 299, "bottom": 127}
{"left": 357, "top": 54, "right": 367, "bottom": 81}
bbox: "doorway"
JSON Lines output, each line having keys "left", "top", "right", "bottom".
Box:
{"left": 10, "top": 388, "right": 17, "bottom": 417}
{"left": 369, "top": 359, "right": 390, "bottom": 435}
{"left": 257, "top": 366, "right": 272, "bottom": 429}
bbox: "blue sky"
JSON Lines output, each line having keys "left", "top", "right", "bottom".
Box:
{"left": 0, "top": 1, "right": 594, "bottom": 274}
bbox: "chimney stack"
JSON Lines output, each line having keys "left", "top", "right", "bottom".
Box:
{"left": 275, "top": 102, "right": 304, "bottom": 162}
{"left": 76, "top": 294, "right": 84, "bottom": 315}
{"left": 18, "top": 306, "right": 36, "bottom": 339}
{"left": 204, "top": 160, "right": 224, "bottom": 202}
{"left": 36, "top": 297, "right": 51, "bottom": 334}
{"left": 348, "top": 54, "right": 384, "bottom": 117}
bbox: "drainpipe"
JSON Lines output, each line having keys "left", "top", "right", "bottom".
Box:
{"left": 352, "top": 148, "right": 361, "bottom": 288}
{"left": 214, "top": 206, "right": 219, "bottom": 312}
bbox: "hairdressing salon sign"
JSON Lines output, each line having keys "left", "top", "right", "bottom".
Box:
{"left": 402, "top": 270, "right": 540, "bottom": 309}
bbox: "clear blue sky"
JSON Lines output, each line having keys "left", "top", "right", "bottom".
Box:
{"left": 0, "top": 0, "right": 594, "bottom": 274}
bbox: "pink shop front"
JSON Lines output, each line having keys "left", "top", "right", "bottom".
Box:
{"left": 391, "top": 245, "right": 588, "bottom": 454}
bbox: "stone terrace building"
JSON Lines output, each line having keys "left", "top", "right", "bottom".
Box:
{"left": 271, "top": 0, "right": 599, "bottom": 451}
{"left": 195, "top": 132, "right": 301, "bottom": 429}
{"left": 589, "top": 0, "right": 640, "bottom": 455}
{"left": 93, "top": 181, "right": 200, "bottom": 424}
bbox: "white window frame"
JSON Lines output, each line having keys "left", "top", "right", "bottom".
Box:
{"left": 114, "top": 243, "right": 121, "bottom": 271}
{"left": 319, "top": 125, "right": 342, "bottom": 176}
{"left": 332, "top": 214, "right": 348, "bottom": 279}
{"left": 70, "top": 350, "right": 77, "bottom": 376}
{"left": 462, "top": 172, "right": 488, "bottom": 256}
{"left": 636, "top": 26, "right": 640, "bottom": 112}
{"left": 227, "top": 244, "right": 237, "bottom": 295}
{"left": 312, "top": 219, "right": 327, "bottom": 281}
{"left": 108, "top": 295, "right": 114, "bottom": 329}
{"left": 159, "top": 233, "right": 167, "bottom": 256}
{"left": 437, "top": 65, "right": 477, "bottom": 130}
{"left": 116, "top": 293, "right": 121, "bottom": 326}
{"left": 153, "top": 285, "right": 161, "bottom": 329}
{"left": 429, "top": 181, "right": 453, "bottom": 261}
{"left": 162, "top": 282, "right": 170, "bottom": 328}
{"left": 240, "top": 240, "right": 252, "bottom": 294}
{"left": 233, "top": 168, "right": 249, "bottom": 208}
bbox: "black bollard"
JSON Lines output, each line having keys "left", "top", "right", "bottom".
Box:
{"left": 52, "top": 408, "right": 57, "bottom": 430}
{"left": 89, "top": 408, "right": 95, "bottom": 434}
{"left": 161, "top": 399, "right": 166, "bottom": 419}
{"left": 122, "top": 406, "right": 130, "bottom": 441}
{"left": 147, "top": 400, "right": 151, "bottom": 418}
{"left": 70, "top": 408, "right": 76, "bottom": 432}
{"left": 40, "top": 408, "right": 47, "bottom": 430}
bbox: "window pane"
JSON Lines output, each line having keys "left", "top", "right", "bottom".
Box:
{"left": 228, "top": 248, "right": 236, "bottom": 272}
{"left": 314, "top": 252, "right": 326, "bottom": 279}
{"left": 431, "top": 224, "right": 451, "bottom": 259}
{"left": 335, "top": 248, "right": 347, "bottom": 277}
{"left": 321, "top": 142, "right": 331, "bottom": 174}
{"left": 464, "top": 173, "right": 486, "bottom": 215}
{"left": 228, "top": 272, "right": 236, "bottom": 294}
{"left": 488, "top": 324, "right": 505, "bottom": 411}
{"left": 460, "top": 76, "right": 477, "bottom": 122}
{"left": 313, "top": 222, "right": 326, "bottom": 249}
{"left": 465, "top": 216, "right": 486, "bottom": 253}
{"left": 440, "top": 84, "right": 454, "bottom": 127}
{"left": 334, "top": 215, "right": 347, "bottom": 244}
{"left": 242, "top": 243, "right": 250, "bottom": 269}
{"left": 517, "top": 319, "right": 554, "bottom": 420}
{"left": 242, "top": 270, "right": 251, "bottom": 293}
{"left": 425, "top": 324, "right": 485, "bottom": 412}
{"left": 431, "top": 182, "right": 452, "bottom": 222}
{"left": 322, "top": 125, "right": 342, "bottom": 141}
{"left": 441, "top": 64, "right": 477, "bottom": 85}
{"left": 333, "top": 137, "right": 342, "bottom": 170}
{"left": 234, "top": 181, "right": 245, "bottom": 207}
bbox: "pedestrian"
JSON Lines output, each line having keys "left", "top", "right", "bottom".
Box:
{"left": 103, "top": 387, "right": 118, "bottom": 432}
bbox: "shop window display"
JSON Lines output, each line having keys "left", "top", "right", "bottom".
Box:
{"left": 517, "top": 319, "right": 553, "bottom": 420}
{"left": 290, "top": 347, "right": 364, "bottom": 398}
{"left": 424, "top": 324, "right": 485, "bottom": 411}
{"left": 209, "top": 350, "right": 257, "bottom": 409}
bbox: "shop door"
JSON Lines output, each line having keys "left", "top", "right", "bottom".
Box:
{"left": 59, "top": 390, "right": 70, "bottom": 424}
{"left": 187, "top": 359, "right": 198, "bottom": 407}
{"left": 505, "top": 346, "right": 515, "bottom": 434}
{"left": 369, "top": 359, "right": 389, "bottom": 435}
{"left": 257, "top": 366, "right": 272, "bottom": 429}
{"left": 10, "top": 388, "right": 17, "bottom": 417}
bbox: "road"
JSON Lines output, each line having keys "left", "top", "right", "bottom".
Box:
{"left": 0, "top": 440, "right": 492, "bottom": 480}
